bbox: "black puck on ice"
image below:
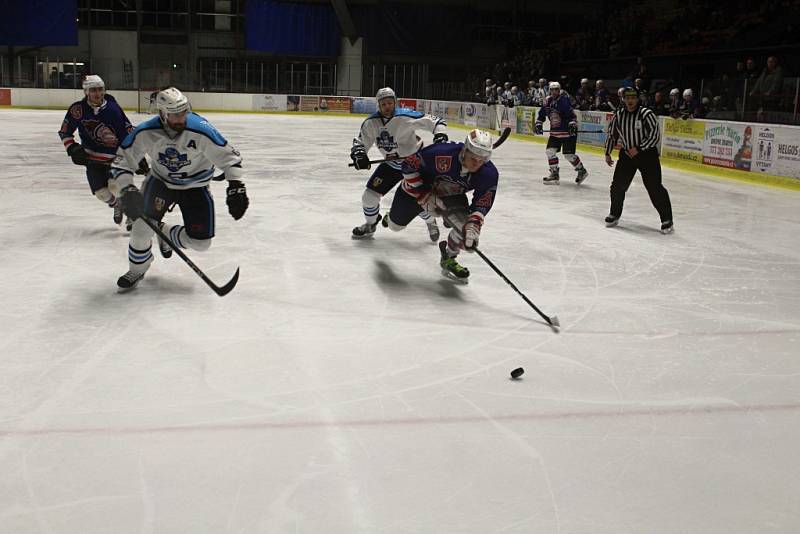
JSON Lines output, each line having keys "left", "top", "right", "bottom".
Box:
{"left": 510, "top": 367, "right": 524, "bottom": 379}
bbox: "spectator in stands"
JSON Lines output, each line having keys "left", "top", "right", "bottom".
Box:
{"left": 575, "top": 78, "right": 593, "bottom": 111}
{"left": 484, "top": 78, "right": 496, "bottom": 101}
{"left": 593, "top": 80, "right": 613, "bottom": 111}
{"left": 533, "top": 78, "right": 548, "bottom": 106}
{"left": 668, "top": 88, "right": 682, "bottom": 118}
{"left": 750, "top": 56, "right": 784, "bottom": 111}
{"left": 526, "top": 80, "right": 537, "bottom": 99}
{"left": 510, "top": 86, "right": 523, "bottom": 106}
{"left": 502, "top": 82, "right": 513, "bottom": 102}
{"left": 745, "top": 57, "right": 760, "bottom": 81}
{"left": 649, "top": 91, "right": 671, "bottom": 116}
{"left": 677, "top": 88, "right": 698, "bottom": 119}
{"left": 634, "top": 78, "right": 646, "bottom": 95}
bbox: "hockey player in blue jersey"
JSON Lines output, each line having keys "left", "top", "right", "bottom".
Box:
{"left": 350, "top": 87, "right": 448, "bottom": 242}
{"left": 535, "top": 82, "right": 588, "bottom": 185}
{"left": 384, "top": 129, "right": 499, "bottom": 282}
{"left": 58, "top": 75, "right": 145, "bottom": 227}
{"left": 111, "top": 88, "right": 248, "bottom": 291}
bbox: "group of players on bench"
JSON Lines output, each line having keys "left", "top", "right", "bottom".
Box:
{"left": 59, "top": 78, "right": 672, "bottom": 294}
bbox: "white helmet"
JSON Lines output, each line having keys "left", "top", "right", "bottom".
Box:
{"left": 375, "top": 87, "right": 396, "bottom": 101}
{"left": 548, "top": 82, "right": 561, "bottom": 91}
{"left": 670, "top": 88, "right": 680, "bottom": 97}
{"left": 464, "top": 129, "right": 492, "bottom": 159}
{"left": 82, "top": 75, "right": 105, "bottom": 91}
{"left": 683, "top": 88, "right": 693, "bottom": 98}
{"left": 156, "top": 87, "right": 190, "bottom": 115}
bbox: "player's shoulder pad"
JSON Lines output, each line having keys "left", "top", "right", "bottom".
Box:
{"left": 476, "top": 160, "right": 499, "bottom": 181}
{"left": 105, "top": 94, "right": 118, "bottom": 103}
{"left": 121, "top": 116, "right": 162, "bottom": 148}
{"left": 394, "top": 109, "right": 425, "bottom": 119}
{"left": 185, "top": 113, "right": 228, "bottom": 146}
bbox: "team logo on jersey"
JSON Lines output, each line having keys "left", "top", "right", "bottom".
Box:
{"left": 70, "top": 104, "right": 83, "bottom": 120}
{"left": 549, "top": 112, "right": 562, "bottom": 128}
{"left": 376, "top": 130, "right": 398, "bottom": 152}
{"left": 82, "top": 119, "right": 119, "bottom": 147}
{"left": 157, "top": 147, "right": 191, "bottom": 172}
{"left": 187, "top": 140, "right": 197, "bottom": 149}
{"left": 154, "top": 197, "right": 166, "bottom": 212}
{"left": 371, "top": 177, "right": 383, "bottom": 188}
{"left": 433, "top": 177, "right": 464, "bottom": 197}
{"left": 435, "top": 156, "right": 452, "bottom": 173}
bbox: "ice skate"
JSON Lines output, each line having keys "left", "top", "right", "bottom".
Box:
{"left": 352, "top": 214, "right": 382, "bottom": 239}
{"left": 112, "top": 200, "right": 124, "bottom": 225}
{"left": 439, "top": 241, "right": 469, "bottom": 282}
{"left": 605, "top": 214, "right": 620, "bottom": 227}
{"left": 660, "top": 220, "right": 674, "bottom": 234}
{"left": 543, "top": 170, "right": 560, "bottom": 185}
{"left": 426, "top": 219, "right": 440, "bottom": 242}
{"left": 575, "top": 167, "right": 588, "bottom": 184}
{"left": 117, "top": 270, "right": 145, "bottom": 292}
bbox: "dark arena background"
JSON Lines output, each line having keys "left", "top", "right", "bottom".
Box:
{"left": 1, "top": 1, "right": 799, "bottom": 532}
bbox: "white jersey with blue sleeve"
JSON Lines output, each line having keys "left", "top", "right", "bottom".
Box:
{"left": 353, "top": 109, "right": 446, "bottom": 169}
{"left": 112, "top": 113, "right": 243, "bottom": 191}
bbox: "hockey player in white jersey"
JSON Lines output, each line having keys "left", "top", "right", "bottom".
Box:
{"left": 111, "top": 87, "right": 249, "bottom": 291}
{"left": 350, "top": 87, "right": 448, "bottom": 241}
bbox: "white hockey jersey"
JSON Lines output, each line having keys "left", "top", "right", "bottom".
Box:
{"left": 111, "top": 113, "right": 243, "bottom": 191}
{"left": 353, "top": 109, "right": 446, "bottom": 169}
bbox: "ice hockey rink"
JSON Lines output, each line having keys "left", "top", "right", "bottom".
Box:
{"left": 1, "top": 109, "right": 799, "bottom": 533}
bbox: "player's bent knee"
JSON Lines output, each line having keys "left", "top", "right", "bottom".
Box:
{"left": 546, "top": 148, "right": 558, "bottom": 158}
{"left": 388, "top": 218, "right": 406, "bottom": 232}
{"left": 185, "top": 236, "right": 212, "bottom": 251}
{"left": 94, "top": 187, "right": 114, "bottom": 204}
{"left": 362, "top": 188, "right": 381, "bottom": 205}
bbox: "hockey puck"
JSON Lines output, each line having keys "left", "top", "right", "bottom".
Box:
{"left": 510, "top": 367, "right": 524, "bottom": 379}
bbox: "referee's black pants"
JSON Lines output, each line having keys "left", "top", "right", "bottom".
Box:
{"left": 610, "top": 148, "right": 673, "bottom": 222}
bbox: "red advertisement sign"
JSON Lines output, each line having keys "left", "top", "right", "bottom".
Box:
{"left": 398, "top": 98, "right": 417, "bottom": 111}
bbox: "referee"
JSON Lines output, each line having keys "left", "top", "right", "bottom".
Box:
{"left": 604, "top": 86, "right": 674, "bottom": 234}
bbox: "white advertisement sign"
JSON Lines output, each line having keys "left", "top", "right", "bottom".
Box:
{"left": 252, "top": 94, "right": 287, "bottom": 111}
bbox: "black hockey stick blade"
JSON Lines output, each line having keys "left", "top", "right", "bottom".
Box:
{"left": 141, "top": 215, "right": 240, "bottom": 297}
{"left": 493, "top": 127, "right": 512, "bottom": 149}
{"left": 214, "top": 267, "right": 240, "bottom": 296}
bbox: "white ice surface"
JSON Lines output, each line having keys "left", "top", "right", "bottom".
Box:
{"left": 1, "top": 109, "right": 799, "bottom": 534}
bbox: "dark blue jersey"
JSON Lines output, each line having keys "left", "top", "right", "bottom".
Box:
{"left": 401, "top": 142, "right": 498, "bottom": 225}
{"left": 58, "top": 94, "right": 133, "bottom": 163}
{"left": 537, "top": 94, "right": 577, "bottom": 138}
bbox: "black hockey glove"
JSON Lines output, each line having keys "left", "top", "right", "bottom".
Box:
{"left": 350, "top": 145, "right": 371, "bottom": 170}
{"left": 67, "top": 143, "right": 89, "bottom": 166}
{"left": 119, "top": 185, "right": 144, "bottom": 220}
{"left": 568, "top": 121, "right": 578, "bottom": 137}
{"left": 534, "top": 121, "right": 544, "bottom": 136}
{"left": 135, "top": 157, "right": 150, "bottom": 176}
{"left": 226, "top": 180, "right": 249, "bottom": 220}
{"left": 433, "top": 132, "right": 449, "bottom": 144}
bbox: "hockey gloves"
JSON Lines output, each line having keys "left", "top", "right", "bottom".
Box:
{"left": 67, "top": 143, "right": 89, "bottom": 166}
{"left": 226, "top": 180, "right": 249, "bottom": 220}
{"left": 463, "top": 216, "right": 482, "bottom": 251}
{"left": 119, "top": 185, "right": 144, "bottom": 220}
{"left": 568, "top": 121, "right": 578, "bottom": 137}
{"left": 433, "top": 133, "right": 449, "bottom": 144}
{"left": 350, "top": 145, "right": 371, "bottom": 170}
{"left": 135, "top": 157, "right": 150, "bottom": 176}
{"left": 534, "top": 121, "right": 544, "bottom": 136}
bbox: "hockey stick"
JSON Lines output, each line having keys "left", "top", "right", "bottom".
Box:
{"left": 139, "top": 215, "right": 240, "bottom": 297}
{"left": 348, "top": 127, "right": 513, "bottom": 168}
{"left": 440, "top": 209, "right": 559, "bottom": 331}
{"left": 473, "top": 247, "right": 560, "bottom": 331}
{"left": 541, "top": 129, "right": 596, "bottom": 134}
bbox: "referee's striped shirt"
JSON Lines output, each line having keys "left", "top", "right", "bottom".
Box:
{"left": 604, "top": 105, "right": 660, "bottom": 156}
